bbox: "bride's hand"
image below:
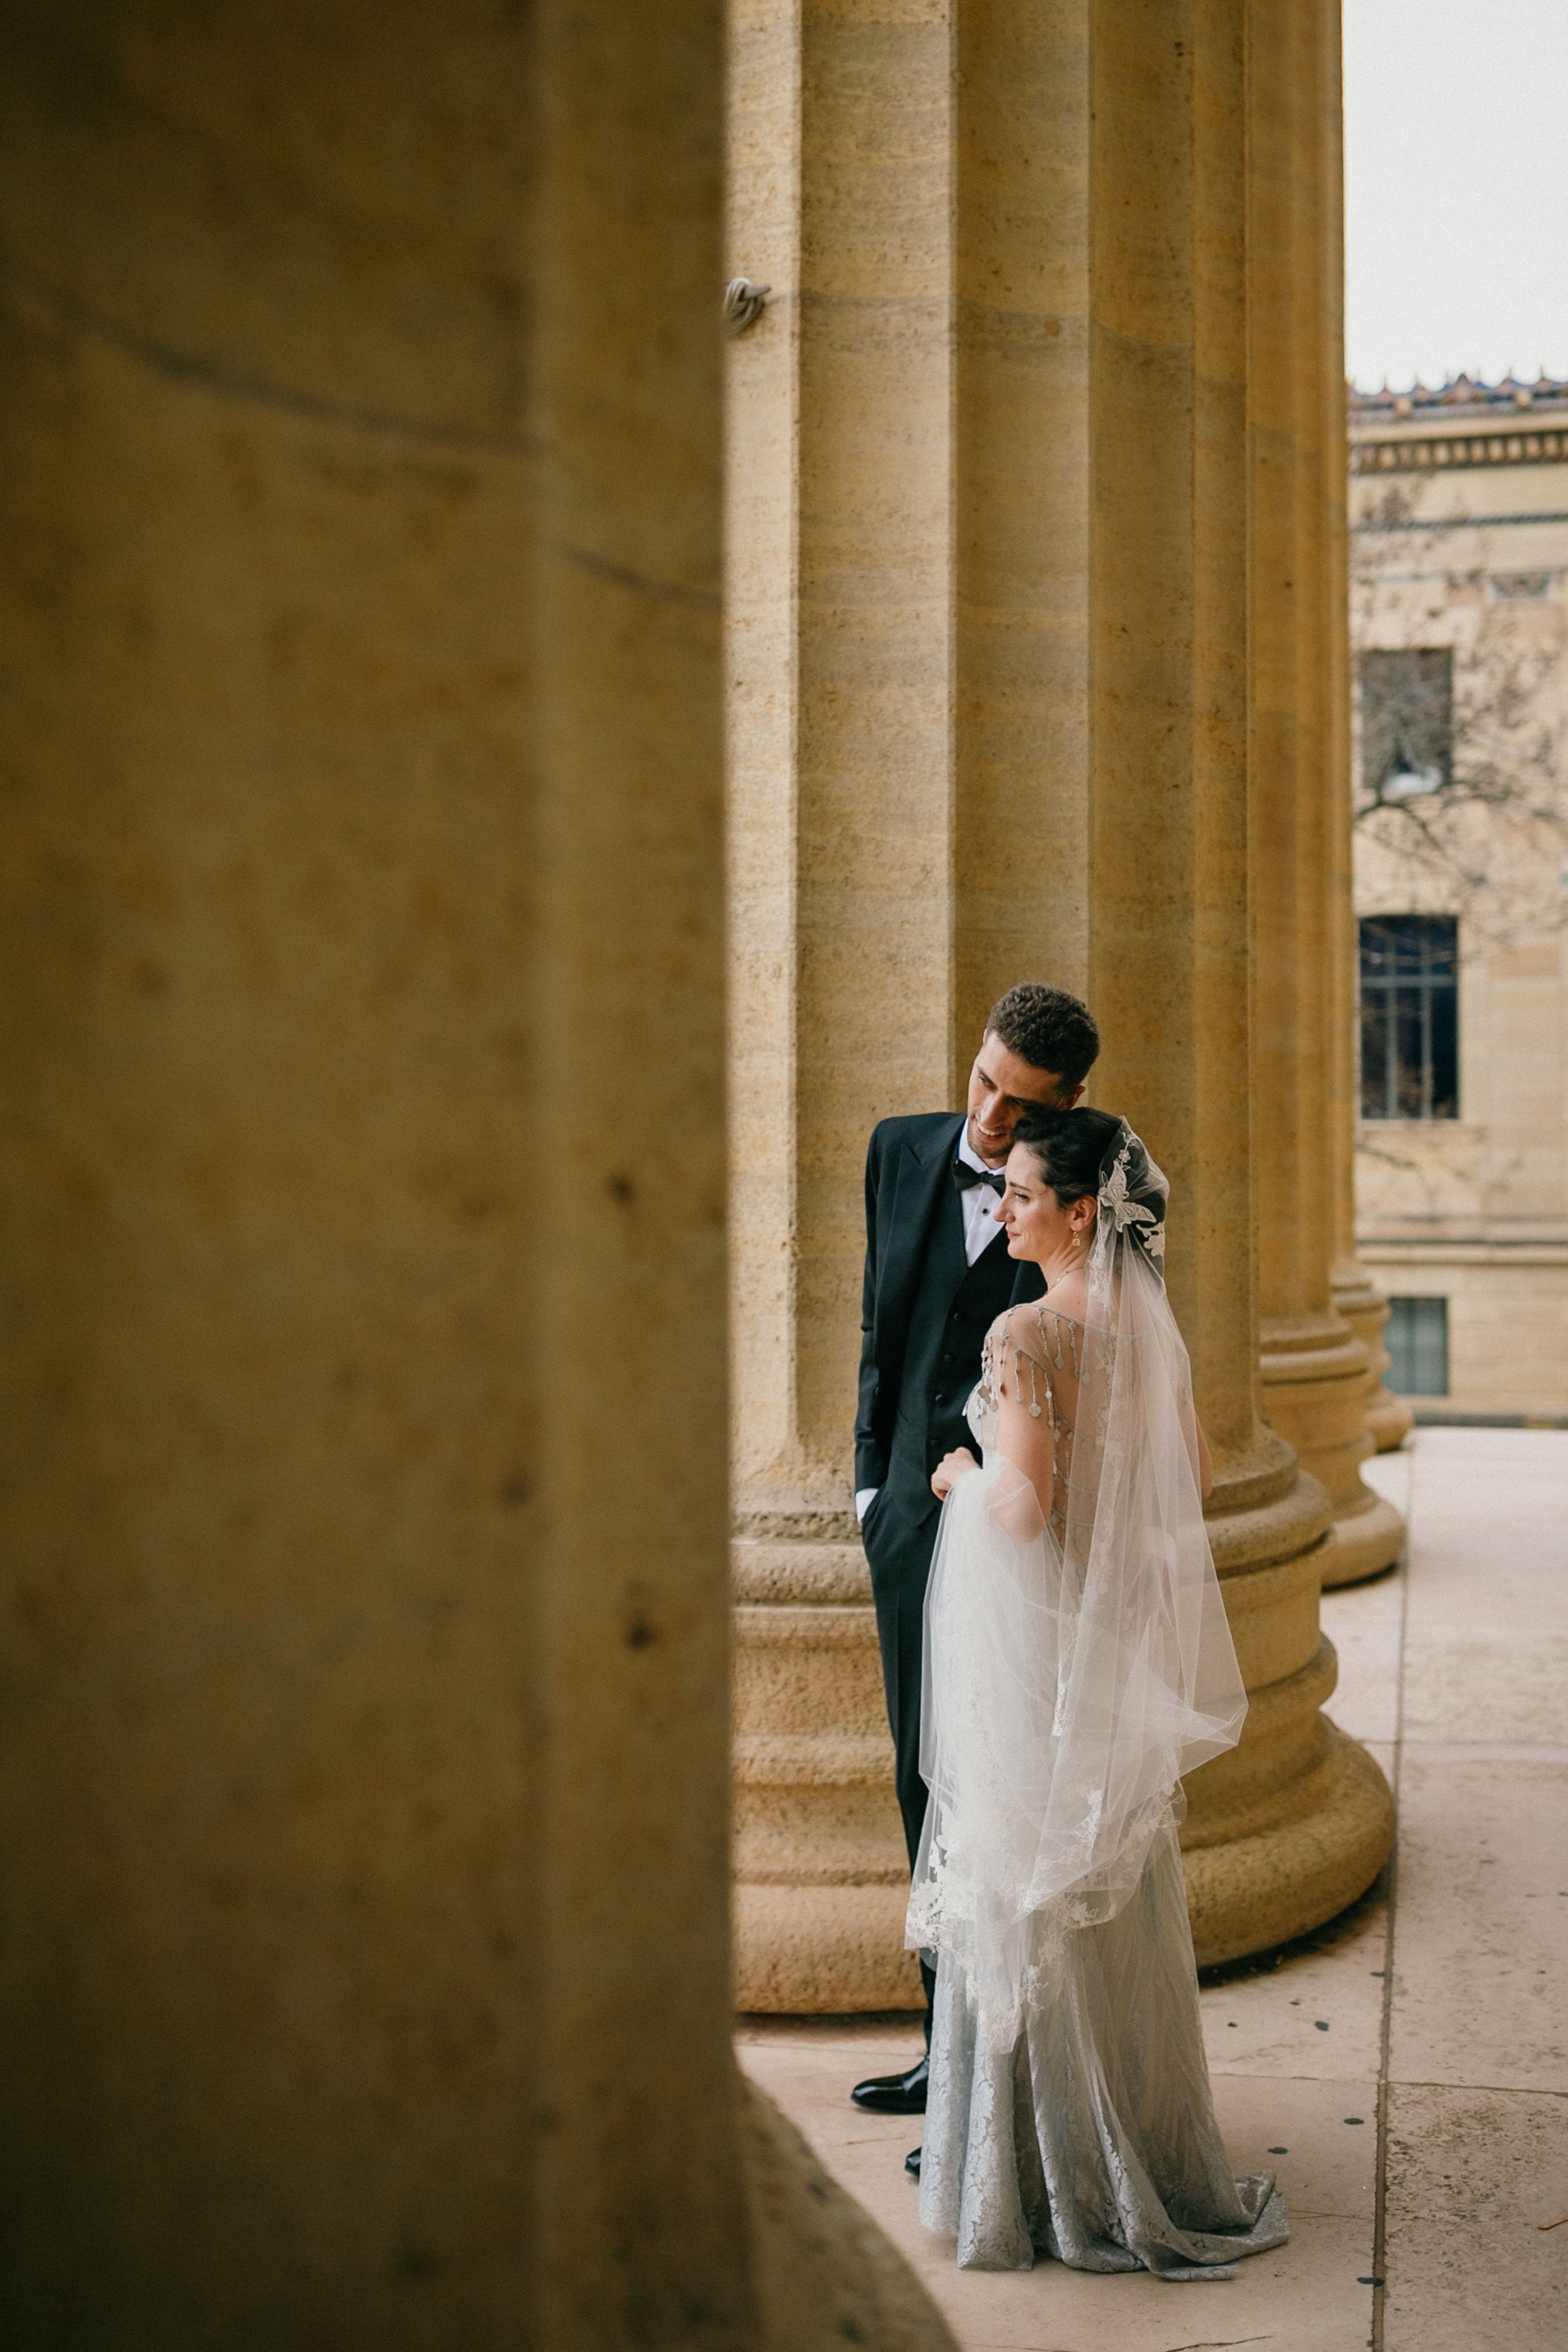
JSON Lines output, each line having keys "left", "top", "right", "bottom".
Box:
{"left": 931, "top": 1447, "right": 979, "bottom": 1499}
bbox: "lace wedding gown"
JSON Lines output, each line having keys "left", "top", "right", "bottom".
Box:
{"left": 907, "top": 1129, "right": 1289, "bottom": 2278}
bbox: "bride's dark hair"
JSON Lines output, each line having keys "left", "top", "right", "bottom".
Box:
{"left": 1010, "top": 1105, "right": 1124, "bottom": 1207}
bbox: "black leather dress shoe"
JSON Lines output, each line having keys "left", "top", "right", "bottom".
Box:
{"left": 850, "top": 2053, "right": 929, "bottom": 2114}
{"left": 905, "top": 2146, "right": 921, "bottom": 2180}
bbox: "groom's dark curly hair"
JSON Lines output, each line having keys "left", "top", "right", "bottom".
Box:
{"left": 986, "top": 983, "right": 1100, "bottom": 1090}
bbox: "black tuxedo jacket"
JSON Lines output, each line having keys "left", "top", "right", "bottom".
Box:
{"left": 854, "top": 1111, "right": 1044, "bottom": 1512}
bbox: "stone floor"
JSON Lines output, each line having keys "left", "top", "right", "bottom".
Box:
{"left": 737, "top": 1427, "right": 1568, "bottom": 2351}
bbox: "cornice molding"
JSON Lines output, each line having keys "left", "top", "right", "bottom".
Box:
{"left": 1351, "top": 426, "right": 1568, "bottom": 476}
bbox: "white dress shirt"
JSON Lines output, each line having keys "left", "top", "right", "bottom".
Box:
{"left": 856, "top": 1124, "right": 1007, "bottom": 1522}
{"left": 953, "top": 1126, "right": 1010, "bottom": 1268}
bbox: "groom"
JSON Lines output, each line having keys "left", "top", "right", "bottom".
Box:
{"left": 850, "top": 983, "right": 1100, "bottom": 2117}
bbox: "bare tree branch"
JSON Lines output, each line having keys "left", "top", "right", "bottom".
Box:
{"left": 1351, "top": 480, "right": 1568, "bottom": 941}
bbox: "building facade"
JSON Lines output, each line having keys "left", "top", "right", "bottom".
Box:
{"left": 1350, "top": 376, "right": 1568, "bottom": 1419}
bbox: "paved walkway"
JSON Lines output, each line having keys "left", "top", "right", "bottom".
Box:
{"left": 738, "top": 1427, "right": 1568, "bottom": 2351}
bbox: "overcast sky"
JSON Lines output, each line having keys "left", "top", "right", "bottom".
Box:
{"left": 1344, "top": 0, "right": 1568, "bottom": 390}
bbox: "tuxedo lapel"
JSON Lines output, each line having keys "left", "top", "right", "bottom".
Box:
{"left": 876, "top": 1114, "right": 964, "bottom": 1379}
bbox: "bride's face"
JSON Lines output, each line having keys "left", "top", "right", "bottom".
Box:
{"left": 998, "top": 1146, "right": 1093, "bottom": 1266}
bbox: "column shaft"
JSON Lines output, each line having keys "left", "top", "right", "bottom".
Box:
{"left": 1085, "top": 0, "right": 1387, "bottom": 1960}
{"left": 953, "top": 0, "right": 1092, "bottom": 1051}
{"left": 728, "top": 0, "right": 962, "bottom": 2010}
{"left": 0, "top": 6, "right": 954, "bottom": 2343}
{"left": 1247, "top": 0, "right": 1405, "bottom": 1585}
{"left": 1317, "top": 0, "right": 1415, "bottom": 1454}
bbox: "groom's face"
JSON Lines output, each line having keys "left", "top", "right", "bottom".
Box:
{"left": 965, "top": 1033, "right": 1081, "bottom": 1164}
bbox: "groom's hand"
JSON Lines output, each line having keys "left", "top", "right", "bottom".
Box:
{"left": 931, "top": 1447, "right": 979, "bottom": 1500}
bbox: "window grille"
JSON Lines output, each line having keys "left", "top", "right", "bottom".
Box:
{"left": 1385, "top": 1296, "right": 1449, "bottom": 1396}
{"left": 1359, "top": 916, "right": 1459, "bottom": 1119}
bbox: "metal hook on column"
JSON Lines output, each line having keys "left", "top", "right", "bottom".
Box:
{"left": 723, "top": 277, "right": 770, "bottom": 334}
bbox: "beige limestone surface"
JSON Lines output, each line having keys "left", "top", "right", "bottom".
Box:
{"left": 739, "top": 1429, "right": 1568, "bottom": 2351}
{"left": 1350, "top": 403, "right": 1568, "bottom": 1424}
{"left": 0, "top": 6, "right": 955, "bottom": 2343}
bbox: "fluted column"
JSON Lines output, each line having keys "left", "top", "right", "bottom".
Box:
{"left": 728, "top": 0, "right": 957, "bottom": 2010}
{"left": 1247, "top": 0, "right": 1405, "bottom": 1586}
{"left": 1081, "top": 0, "right": 1388, "bottom": 1957}
{"left": 729, "top": 0, "right": 1393, "bottom": 2009}
{"left": 1317, "top": 0, "right": 1415, "bottom": 1457}
{"left": 0, "top": 8, "right": 956, "bottom": 2345}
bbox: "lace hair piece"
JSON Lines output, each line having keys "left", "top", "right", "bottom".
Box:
{"left": 1097, "top": 1122, "right": 1168, "bottom": 1277}
{"left": 908, "top": 1118, "right": 1245, "bottom": 2036}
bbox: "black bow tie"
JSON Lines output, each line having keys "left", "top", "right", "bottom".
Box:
{"left": 953, "top": 1160, "right": 1005, "bottom": 1195}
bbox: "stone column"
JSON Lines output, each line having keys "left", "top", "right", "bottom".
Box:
{"left": 1081, "top": 0, "right": 1388, "bottom": 1958}
{"left": 729, "top": 0, "right": 1393, "bottom": 2007}
{"left": 1316, "top": 0, "right": 1416, "bottom": 1457}
{"left": 0, "top": 8, "right": 954, "bottom": 2345}
{"left": 1247, "top": 0, "right": 1405, "bottom": 1586}
{"left": 728, "top": 0, "right": 956, "bottom": 2011}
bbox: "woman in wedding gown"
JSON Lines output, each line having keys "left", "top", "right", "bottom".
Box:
{"left": 907, "top": 1106, "right": 1288, "bottom": 2278}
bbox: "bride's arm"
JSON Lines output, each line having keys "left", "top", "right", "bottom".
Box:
{"left": 987, "top": 1316, "right": 1055, "bottom": 1540}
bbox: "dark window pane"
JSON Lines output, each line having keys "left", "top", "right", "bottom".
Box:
{"left": 1362, "top": 921, "right": 1397, "bottom": 979}
{"left": 1360, "top": 993, "right": 1390, "bottom": 1119}
{"left": 1428, "top": 984, "right": 1458, "bottom": 1119}
{"left": 1358, "top": 916, "right": 1460, "bottom": 1121}
{"left": 1394, "top": 989, "right": 1425, "bottom": 1116}
{"left": 1424, "top": 926, "right": 1457, "bottom": 982}
{"left": 1359, "top": 649, "right": 1454, "bottom": 797}
{"left": 1386, "top": 1296, "right": 1449, "bottom": 1396}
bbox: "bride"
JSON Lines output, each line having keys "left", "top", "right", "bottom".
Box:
{"left": 908, "top": 1105, "right": 1289, "bottom": 2278}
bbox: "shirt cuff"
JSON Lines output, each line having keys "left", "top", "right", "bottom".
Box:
{"left": 854, "top": 1487, "right": 880, "bottom": 1524}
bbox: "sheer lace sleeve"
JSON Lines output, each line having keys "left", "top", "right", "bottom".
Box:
{"left": 985, "top": 1305, "right": 1085, "bottom": 1544}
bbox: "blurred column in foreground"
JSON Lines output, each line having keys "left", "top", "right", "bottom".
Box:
{"left": 0, "top": 6, "right": 954, "bottom": 2345}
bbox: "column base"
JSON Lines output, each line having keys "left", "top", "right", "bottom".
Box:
{"left": 733, "top": 1537, "right": 918, "bottom": 2013}
{"left": 1365, "top": 1388, "right": 1416, "bottom": 1453}
{"left": 733, "top": 1446, "right": 1394, "bottom": 2008}
{"left": 1320, "top": 1491, "right": 1405, "bottom": 1588}
{"left": 736, "top": 1883, "right": 922, "bottom": 2014}
{"left": 739, "top": 2076, "right": 959, "bottom": 2346}
{"left": 1261, "top": 1313, "right": 1404, "bottom": 1587}
{"left": 1183, "top": 1720, "right": 1393, "bottom": 1966}
{"left": 1333, "top": 1265, "right": 1416, "bottom": 1453}
{"left": 734, "top": 1723, "right": 1396, "bottom": 2002}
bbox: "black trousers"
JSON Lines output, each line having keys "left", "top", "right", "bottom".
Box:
{"left": 863, "top": 1487, "right": 942, "bottom": 2021}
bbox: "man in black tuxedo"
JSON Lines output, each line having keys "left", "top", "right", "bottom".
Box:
{"left": 850, "top": 983, "right": 1100, "bottom": 2119}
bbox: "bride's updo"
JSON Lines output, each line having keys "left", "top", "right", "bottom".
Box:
{"left": 1013, "top": 1107, "right": 1169, "bottom": 1281}
{"left": 1009, "top": 1105, "right": 1124, "bottom": 1208}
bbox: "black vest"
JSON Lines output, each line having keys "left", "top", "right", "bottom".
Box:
{"left": 887, "top": 1187, "right": 1021, "bottom": 1507}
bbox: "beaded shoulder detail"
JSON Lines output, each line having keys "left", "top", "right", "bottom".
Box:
{"left": 975, "top": 1303, "right": 1095, "bottom": 1542}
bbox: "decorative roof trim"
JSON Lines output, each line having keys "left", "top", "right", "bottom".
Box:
{"left": 1349, "top": 368, "right": 1568, "bottom": 416}
{"left": 1351, "top": 429, "right": 1568, "bottom": 476}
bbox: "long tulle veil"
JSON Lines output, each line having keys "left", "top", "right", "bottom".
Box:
{"left": 907, "top": 1120, "right": 1247, "bottom": 2034}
